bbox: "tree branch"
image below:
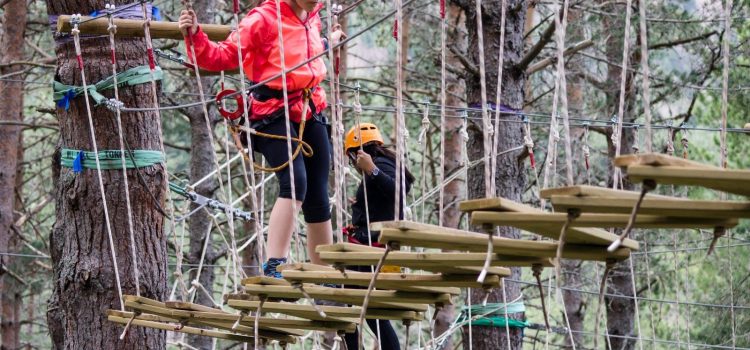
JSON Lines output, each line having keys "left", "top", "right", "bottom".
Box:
{"left": 648, "top": 31, "right": 718, "bottom": 51}
{"left": 527, "top": 39, "right": 594, "bottom": 74}
{"left": 448, "top": 44, "right": 479, "bottom": 76}
{"left": 516, "top": 20, "right": 556, "bottom": 71}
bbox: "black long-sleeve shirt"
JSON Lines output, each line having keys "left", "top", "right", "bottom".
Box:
{"left": 351, "top": 156, "right": 412, "bottom": 229}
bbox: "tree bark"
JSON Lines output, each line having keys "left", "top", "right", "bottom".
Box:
{"left": 46, "top": 1, "right": 168, "bottom": 349}
{"left": 0, "top": 1, "right": 27, "bottom": 348}
{"left": 454, "top": 0, "right": 529, "bottom": 349}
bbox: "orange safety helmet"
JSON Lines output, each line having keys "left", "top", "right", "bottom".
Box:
{"left": 344, "top": 123, "right": 384, "bottom": 152}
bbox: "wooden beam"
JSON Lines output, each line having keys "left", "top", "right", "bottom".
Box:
{"left": 378, "top": 228, "right": 631, "bottom": 261}
{"left": 124, "top": 299, "right": 310, "bottom": 336}
{"left": 319, "top": 250, "right": 551, "bottom": 270}
{"left": 626, "top": 165, "right": 750, "bottom": 197}
{"left": 539, "top": 185, "right": 672, "bottom": 200}
{"left": 550, "top": 195, "right": 750, "bottom": 219}
{"left": 240, "top": 284, "right": 448, "bottom": 309}
{"left": 109, "top": 310, "right": 300, "bottom": 343}
{"left": 56, "top": 15, "right": 231, "bottom": 41}
{"left": 282, "top": 270, "right": 465, "bottom": 293}
{"left": 456, "top": 198, "right": 639, "bottom": 249}
{"left": 109, "top": 313, "right": 262, "bottom": 343}
{"left": 614, "top": 153, "right": 718, "bottom": 169}
{"left": 226, "top": 300, "right": 424, "bottom": 322}
{"left": 471, "top": 211, "right": 738, "bottom": 229}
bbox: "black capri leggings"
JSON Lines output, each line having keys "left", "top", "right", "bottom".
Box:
{"left": 251, "top": 115, "right": 331, "bottom": 223}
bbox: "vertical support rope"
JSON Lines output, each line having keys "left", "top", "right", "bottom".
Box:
{"left": 473, "top": 0, "right": 492, "bottom": 198}
{"left": 270, "top": 0, "right": 301, "bottom": 263}
{"left": 393, "top": 0, "right": 405, "bottom": 220}
{"left": 489, "top": 0, "right": 507, "bottom": 195}
{"left": 324, "top": 0, "right": 345, "bottom": 241}
{"left": 139, "top": 6, "right": 183, "bottom": 290}
{"left": 638, "top": 0, "right": 653, "bottom": 153}
{"left": 720, "top": 0, "right": 732, "bottom": 169}
{"left": 70, "top": 16, "right": 124, "bottom": 310}
{"left": 554, "top": 0, "right": 574, "bottom": 186}
{"left": 105, "top": 5, "right": 140, "bottom": 298}
{"left": 181, "top": 0, "right": 242, "bottom": 294}
{"left": 438, "top": 0, "right": 446, "bottom": 226}
{"left": 611, "top": 0, "right": 634, "bottom": 190}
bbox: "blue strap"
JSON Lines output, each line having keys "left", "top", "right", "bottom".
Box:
{"left": 57, "top": 89, "right": 76, "bottom": 111}
{"left": 72, "top": 150, "right": 85, "bottom": 173}
{"left": 151, "top": 6, "right": 161, "bottom": 21}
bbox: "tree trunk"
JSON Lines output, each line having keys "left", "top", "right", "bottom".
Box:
{"left": 46, "top": 1, "right": 168, "bottom": 349}
{"left": 434, "top": 4, "right": 466, "bottom": 349}
{"left": 0, "top": 1, "right": 27, "bottom": 348}
{"left": 454, "top": 0, "right": 529, "bottom": 349}
{"left": 184, "top": 2, "right": 219, "bottom": 348}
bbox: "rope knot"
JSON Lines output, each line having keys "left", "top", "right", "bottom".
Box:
{"left": 105, "top": 98, "right": 124, "bottom": 112}
{"left": 523, "top": 134, "right": 534, "bottom": 149}
{"left": 352, "top": 101, "right": 362, "bottom": 114}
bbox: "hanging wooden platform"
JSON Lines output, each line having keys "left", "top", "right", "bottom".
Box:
{"left": 278, "top": 262, "right": 501, "bottom": 291}
{"left": 377, "top": 227, "right": 630, "bottom": 261}
{"left": 108, "top": 310, "right": 265, "bottom": 343}
{"left": 472, "top": 211, "right": 738, "bottom": 229}
{"left": 56, "top": 16, "right": 231, "bottom": 41}
{"left": 281, "top": 269, "right": 475, "bottom": 293}
{"left": 548, "top": 195, "right": 750, "bottom": 219}
{"left": 123, "top": 296, "right": 344, "bottom": 335}
{"left": 317, "top": 243, "right": 538, "bottom": 271}
{"left": 458, "top": 198, "right": 640, "bottom": 249}
{"left": 240, "top": 283, "right": 450, "bottom": 309}
{"left": 226, "top": 299, "right": 424, "bottom": 322}
{"left": 615, "top": 153, "right": 750, "bottom": 197}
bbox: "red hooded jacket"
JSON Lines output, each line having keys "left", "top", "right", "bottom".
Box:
{"left": 186, "top": 0, "right": 328, "bottom": 122}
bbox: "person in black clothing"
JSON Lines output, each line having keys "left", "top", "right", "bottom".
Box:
{"left": 342, "top": 123, "right": 415, "bottom": 350}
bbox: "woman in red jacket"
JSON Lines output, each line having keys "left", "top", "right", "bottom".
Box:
{"left": 179, "top": 0, "right": 344, "bottom": 277}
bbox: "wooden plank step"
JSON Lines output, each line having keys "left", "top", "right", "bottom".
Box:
{"left": 471, "top": 211, "right": 738, "bottom": 230}
{"left": 226, "top": 299, "right": 424, "bottom": 322}
{"left": 539, "top": 185, "right": 672, "bottom": 200}
{"left": 124, "top": 299, "right": 311, "bottom": 335}
{"left": 456, "top": 199, "right": 640, "bottom": 249}
{"left": 614, "top": 153, "right": 718, "bottom": 169}
{"left": 378, "top": 228, "right": 630, "bottom": 261}
{"left": 281, "top": 264, "right": 502, "bottom": 289}
{"left": 626, "top": 165, "right": 750, "bottom": 197}
{"left": 318, "top": 250, "right": 550, "bottom": 270}
{"left": 281, "top": 270, "right": 464, "bottom": 294}
{"left": 109, "top": 311, "right": 267, "bottom": 343}
{"left": 549, "top": 195, "right": 750, "bottom": 219}
{"left": 240, "top": 284, "right": 448, "bottom": 309}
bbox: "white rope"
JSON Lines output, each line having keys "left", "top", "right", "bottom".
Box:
{"left": 638, "top": 0, "right": 653, "bottom": 153}
{"left": 554, "top": 0, "right": 574, "bottom": 186}
{"left": 489, "top": 0, "right": 507, "bottom": 197}
{"left": 720, "top": 0, "right": 733, "bottom": 169}
{"left": 70, "top": 16, "right": 124, "bottom": 310}
{"left": 272, "top": 0, "right": 301, "bottom": 264}
{"left": 105, "top": 4, "right": 140, "bottom": 297}
{"left": 324, "top": 1, "right": 345, "bottom": 241}
{"left": 611, "top": 0, "right": 634, "bottom": 189}
{"left": 438, "top": 0, "right": 447, "bottom": 227}
{"left": 182, "top": 0, "right": 244, "bottom": 292}
{"left": 473, "top": 0, "right": 492, "bottom": 198}
{"left": 393, "top": 0, "right": 405, "bottom": 221}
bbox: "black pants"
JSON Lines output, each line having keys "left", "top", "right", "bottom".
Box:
{"left": 343, "top": 265, "right": 401, "bottom": 350}
{"left": 251, "top": 115, "right": 331, "bottom": 223}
